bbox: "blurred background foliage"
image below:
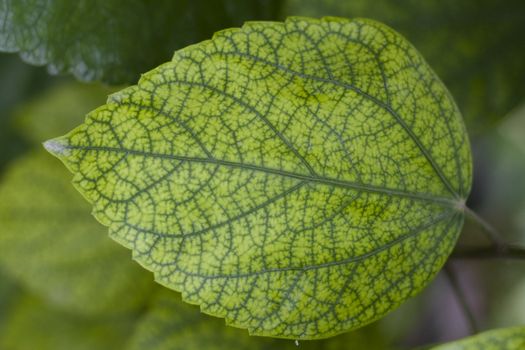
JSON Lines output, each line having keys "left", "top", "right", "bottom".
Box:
{"left": 0, "top": 0, "right": 283, "bottom": 83}
{"left": 0, "top": 0, "right": 524, "bottom": 349}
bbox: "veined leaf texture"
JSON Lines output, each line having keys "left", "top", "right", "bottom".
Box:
{"left": 46, "top": 18, "right": 472, "bottom": 339}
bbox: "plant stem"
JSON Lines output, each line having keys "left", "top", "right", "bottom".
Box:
{"left": 452, "top": 245, "right": 525, "bottom": 260}
{"left": 464, "top": 206, "right": 505, "bottom": 249}
{"left": 444, "top": 264, "right": 479, "bottom": 334}
{"left": 457, "top": 206, "right": 525, "bottom": 260}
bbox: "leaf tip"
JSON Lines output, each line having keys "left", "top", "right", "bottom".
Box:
{"left": 43, "top": 138, "right": 70, "bottom": 157}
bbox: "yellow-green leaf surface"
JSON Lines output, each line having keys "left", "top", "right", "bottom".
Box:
{"left": 46, "top": 17, "right": 472, "bottom": 339}
{"left": 0, "top": 294, "right": 134, "bottom": 350}
{"left": 430, "top": 327, "right": 525, "bottom": 350}
{"left": 128, "top": 289, "right": 388, "bottom": 350}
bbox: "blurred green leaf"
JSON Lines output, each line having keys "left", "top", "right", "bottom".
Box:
{"left": 0, "top": 150, "right": 154, "bottom": 315}
{"left": 472, "top": 105, "right": 525, "bottom": 331}
{"left": 14, "top": 82, "right": 116, "bottom": 143}
{"left": 500, "top": 105, "right": 525, "bottom": 155}
{"left": 0, "top": 53, "right": 55, "bottom": 172}
{"left": 285, "top": 0, "right": 525, "bottom": 133}
{"left": 0, "top": 82, "right": 157, "bottom": 315}
{"left": 0, "top": 268, "right": 21, "bottom": 328}
{"left": 494, "top": 277, "right": 525, "bottom": 328}
{"left": 429, "top": 327, "right": 525, "bottom": 349}
{"left": 0, "top": 293, "right": 135, "bottom": 350}
{"left": 0, "top": 0, "right": 282, "bottom": 84}
{"left": 128, "top": 289, "right": 389, "bottom": 350}
{"left": 486, "top": 105, "right": 525, "bottom": 244}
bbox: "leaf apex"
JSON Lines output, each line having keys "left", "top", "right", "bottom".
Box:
{"left": 43, "top": 138, "right": 70, "bottom": 158}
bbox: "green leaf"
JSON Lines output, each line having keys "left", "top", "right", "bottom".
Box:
{"left": 476, "top": 105, "right": 525, "bottom": 329}
{"left": 128, "top": 289, "right": 388, "bottom": 350}
{"left": 479, "top": 104, "right": 525, "bottom": 246}
{"left": 0, "top": 268, "right": 21, "bottom": 328}
{"left": 0, "top": 294, "right": 134, "bottom": 350}
{"left": 494, "top": 277, "right": 525, "bottom": 328}
{"left": 499, "top": 105, "right": 525, "bottom": 159}
{"left": 45, "top": 17, "right": 472, "bottom": 339}
{"left": 0, "top": 150, "right": 154, "bottom": 316}
{"left": 498, "top": 105, "right": 525, "bottom": 244}
{"left": 429, "top": 327, "right": 525, "bottom": 349}
{"left": 0, "top": 81, "right": 154, "bottom": 315}
{"left": 0, "top": 52, "right": 53, "bottom": 172}
{"left": 0, "top": 0, "right": 282, "bottom": 84}
{"left": 284, "top": 0, "right": 525, "bottom": 133}
{"left": 13, "top": 82, "right": 116, "bottom": 144}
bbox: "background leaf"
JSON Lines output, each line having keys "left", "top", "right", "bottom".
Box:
{"left": 0, "top": 82, "right": 155, "bottom": 315}
{"left": 0, "top": 0, "right": 282, "bottom": 84}
{"left": 0, "top": 293, "right": 135, "bottom": 350}
{"left": 46, "top": 17, "right": 471, "bottom": 339}
{"left": 0, "top": 268, "right": 22, "bottom": 327}
{"left": 128, "top": 289, "right": 388, "bottom": 350}
{"left": 284, "top": 0, "right": 525, "bottom": 133}
{"left": 13, "top": 81, "right": 116, "bottom": 143}
{"left": 429, "top": 327, "right": 525, "bottom": 349}
{"left": 463, "top": 104, "right": 525, "bottom": 331}
{"left": 0, "top": 150, "right": 154, "bottom": 315}
{"left": 0, "top": 52, "right": 56, "bottom": 173}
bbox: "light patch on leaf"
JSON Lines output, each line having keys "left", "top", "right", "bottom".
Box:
{"left": 43, "top": 139, "right": 71, "bottom": 156}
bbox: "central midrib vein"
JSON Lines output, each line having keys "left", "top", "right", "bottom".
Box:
{"left": 65, "top": 144, "right": 457, "bottom": 207}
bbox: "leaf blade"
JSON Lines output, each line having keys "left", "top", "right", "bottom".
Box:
{"left": 46, "top": 17, "right": 472, "bottom": 338}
